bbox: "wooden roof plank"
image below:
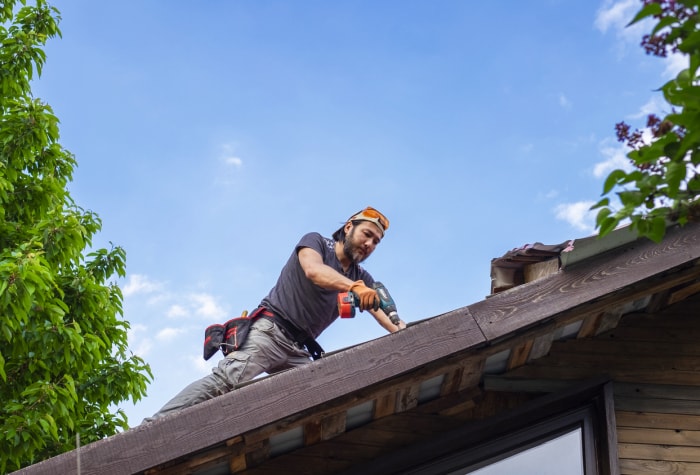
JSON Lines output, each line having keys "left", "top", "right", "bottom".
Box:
{"left": 18, "top": 301, "right": 485, "bottom": 474}
{"left": 471, "top": 222, "right": 700, "bottom": 341}
{"left": 19, "top": 223, "right": 700, "bottom": 475}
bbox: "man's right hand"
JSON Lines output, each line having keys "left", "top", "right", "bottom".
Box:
{"left": 348, "top": 281, "right": 380, "bottom": 311}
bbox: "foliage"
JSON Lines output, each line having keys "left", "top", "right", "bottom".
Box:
{"left": 592, "top": 0, "right": 700, "bottom": 242}
{"left": 0, "top": 0, "right": 152, "bottom": 470}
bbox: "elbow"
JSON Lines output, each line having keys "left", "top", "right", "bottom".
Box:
{"left": 303, "top": 265, "right": 322, "bottom": 283}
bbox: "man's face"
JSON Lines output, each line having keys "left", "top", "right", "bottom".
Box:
{"left": 343, "top": 221, "right": 383, "bottom": 264}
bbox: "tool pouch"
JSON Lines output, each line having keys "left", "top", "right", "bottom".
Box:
{"left": 203, "top": 311, "right": 256, "bottom": 360}
{"left": 203, "top": 323, "right": 225, "bottom": 360}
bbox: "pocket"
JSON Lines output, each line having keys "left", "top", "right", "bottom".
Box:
{"left": 252, "top": 317, "right": 275, "bottom": 333}
{"left": 217, "top": 351, "right": 252, "bottom": 387}
{"left": 221, "top": 317, "right": 255, "bottom": 355}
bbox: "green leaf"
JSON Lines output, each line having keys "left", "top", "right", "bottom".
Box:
{"left": 618, "top": 190, "right": 644, "bottom": 207}
{"left": 651, "top": 15, "right": 677, "bottom": 36}
{"left": 690, "top": 54, "right": 700, "bottom": 79}
{"left": 663, "top": 140, "right": 681, "bottom": 160}
{"left": 666, "top": 161, "right": 687, "bottom": 196}
{"left": 595, "top": 206, "right": 612, "bottom": 223}
{"left": 626, "top": 2, "right": 663, "bottom": 27}
{"left": 636, "top": 217, "right": 649, "bottom": 236}
{"left": 688, "top": 175, "right": 700, "bottom": 191}
{"left": 598, "top": 216, "right": 620, "bottom": 237}
{"left": 648, "top": 216, "right": 667, "bottom": 243}
{"left": 679, "top": 29, "right": 700, "bottom": 54}
{"left": 603, "top": 169, "right": 628, "bottom": 194}
{"left": 590, "top": 197, "right": 610, "bottom": 210}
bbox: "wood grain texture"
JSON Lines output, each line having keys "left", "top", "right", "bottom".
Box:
{"left": 619, "top": 458, "right": 700, "bottom": 474}
{"left": 18, "top": 306, "right": 485, "bottom": 475}
{"left": 470, "top": 223, "right": 700, "bottom": 341}
{"left": 18, "top": 223, "right": 700, "bottom": 475}
{"left": 619, "top": 443, "right": 700, "bottom": 463}
{"left": 616, "top": 411, "right": 700, "bottom": 431}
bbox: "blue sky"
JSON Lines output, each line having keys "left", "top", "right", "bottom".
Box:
{"left": 32, "top": 0, "right": 682, "bottom": 426}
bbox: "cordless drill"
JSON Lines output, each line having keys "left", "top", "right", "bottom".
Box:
{"left": 337, "top": 281, "right": 401, "bottom": 325}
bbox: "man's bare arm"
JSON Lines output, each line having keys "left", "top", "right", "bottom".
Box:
{"left": 299, "top": 247, "right": 404, "bottom": 331}
{"left": 298, "top": 247, "right": 355, "bottom": 291}
{"left": 369, "top": 308, "right": 407, "bottom": 333}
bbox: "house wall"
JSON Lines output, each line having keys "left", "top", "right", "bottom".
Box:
{"left": 503, "top": 291, "right": 700, "bottom": 474}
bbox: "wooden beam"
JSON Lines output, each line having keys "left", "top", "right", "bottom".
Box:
{"left": 523, "top": 258, "right": 559, "bottom": 283}
{"left": 506, "top": 340, "right": 534, "bottom": 369}
{"left": 321, "top": 412, "right": 346, "bottom": 441}
{"left": 304, "top": 420, "right": 322, "bottom": 446}
{"left": 343, "top": 378, "right": 614, "bottom": 475}
{"left": 373, "top": 391, "right": 396, "bottom": 419}
{"left": 22, "top": 304, "right": 486, "bottom": 475}
{"left": 668, "top": 279, "right": 700, "bottom": 305}
{"left": 482, "top": 376, "right": 580, "bottom": 393}
{"left": 25, "top": 224, "right": 700, "bottom": 475}
{"left": 471, "top": 222, "right": 700, "bottom": 342}
{"left": 395, "top": 384, "right": 420, "bottom": 413}
{"left": 576, "top": 312, "right": 603, "bottom": 338}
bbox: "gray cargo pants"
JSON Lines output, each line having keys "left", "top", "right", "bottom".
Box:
{"left": 145, "top": 317, "right": 311, "bottom": 422}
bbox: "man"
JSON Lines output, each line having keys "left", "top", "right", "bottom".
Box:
{"left": 146, "top": 206, "right": 405, "bottom": 421}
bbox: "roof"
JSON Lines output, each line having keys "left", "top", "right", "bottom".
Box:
{"left": 15, "top": 222, "right": 700, "bottom": 474}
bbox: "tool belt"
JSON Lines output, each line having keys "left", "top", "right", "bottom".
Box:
{"left": 202, "top": 307, "right": 325, "bottom": 361}
{"left": 203, "top": 311, "right": 256, "bottom": 360}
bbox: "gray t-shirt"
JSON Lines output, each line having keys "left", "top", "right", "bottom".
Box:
{"left": 260, "top": 232, "right": 375, "bottom": 339}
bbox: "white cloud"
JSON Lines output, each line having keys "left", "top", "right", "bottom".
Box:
{"left": 166, "top": 304, "right": 189, "bottom": 319}
{"left": 554, "top": 201, "right": 597, "bottom": 233}
{"left": 156, "top": 327, "right": 185, "bottom": 342}
{"left": 594, "top": 0, "right": 652, "bottom": 56}
{"left": 595, "top": 0, "right": 688, "bottom": 83}
{"left": 127, "top": 322, "right": 147, "bottom": 341}
{"left": 162, "top": 293, "right": 228, "bottom": 320}
{"left": 536, "top": 189, "right": 559, "bottom": 203}
{"left": 558, "top": 93, "right": 572, "bottom": 109}
{"left": 220, "top": 143, "right": 243, "bottom": 168}
{"left": 125, "top": 276, "right": 231, "bottom": 323}
{"left": 225, "top": 156, "right": 243, "bottom": 167}
{"left": 123, "top": 274, "right": 163, "bottom": 297}
{"left": 127, "top": 323, "right": 154, "bottom": 357}
{"left": 190, "top": 293, "right": 228, "bottom": 320}
{"left": 190, "top": 354, "right": 217, "bottom": 376}
{"left": 594, "top": 0, "right": 637, "bottom": 33}
{"left": 627, "top": 95, "right": 667, "bottom": 120}
{"left": 663, "top": 52, "right": 687, "bottom": 79}
{"left": 215, "top": 144, "right": 245, "bottom": 186}
{"left": 132, "top": 338, "right": 153, "bottom": 358}
{"left": 593, "top": 139, "right": 634, "bottom": 179}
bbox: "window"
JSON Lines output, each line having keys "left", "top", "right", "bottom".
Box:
{"left": 467, "top": 428, "right": 583, "bottom": 475}
{"left": 406, "top": 379, "right": 617, "bottom": 475}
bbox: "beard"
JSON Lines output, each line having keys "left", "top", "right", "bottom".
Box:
{"left": 343, "top": 227, "right": 367, "bottom": 264}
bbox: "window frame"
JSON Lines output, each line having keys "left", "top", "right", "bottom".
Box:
{"left": 405, "top": 378, "right": 618, "bottom": 475}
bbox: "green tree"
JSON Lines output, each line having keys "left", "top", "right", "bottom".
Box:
{"left": 593, "top": 0, "right": 700, "bottom": 242}
{"left": 0, "top": 0, "right": 152, "bottom": 470}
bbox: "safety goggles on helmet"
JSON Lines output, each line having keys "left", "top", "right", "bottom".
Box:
{"left": 348, "top": 206, "right": 390, "bottom": 234}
